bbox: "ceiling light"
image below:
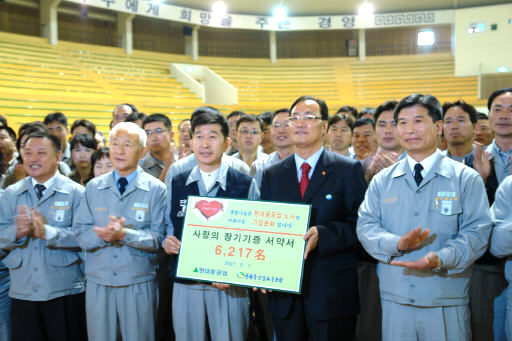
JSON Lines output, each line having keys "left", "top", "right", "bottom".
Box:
{"left": 358, "top": 2, "right": 374, "bottom": 18}
{"left": 418, "top": 31, "right": 435, "bottom": 46}
{"left": 273, "top": 6, "right": 288, "bottom": 20}
{"left": 212, "top": 1, "right": 227, "bottom": 16}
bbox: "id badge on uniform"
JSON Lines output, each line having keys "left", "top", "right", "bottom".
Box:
{"left": 135, "top": 210, "right": 145, "bottom": 222}
{"left": 55, "top": 209, "right": 65, "bottom": 222}
{"left": 440, "top": 200, "right": 453, "bottom": 215}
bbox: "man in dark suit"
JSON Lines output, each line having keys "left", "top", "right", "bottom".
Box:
{"left": 260, "top": 96, "right": 367, "bottom": 341}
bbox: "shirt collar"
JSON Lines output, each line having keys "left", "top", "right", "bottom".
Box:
{"left": 186, "top": 163, "right": 229, "bottom": 192}
{"left": 490, "top": 139, "right": 512, "bottom": 157}
{"left": 294, "top": 147, "right": 324, "bottom": 174}
{"left": 141, "top": 152, "right": 163, "bottom": 168}
{"left": 62, "top": 143, "right": 71, "bottom": 160}
{"left": 443, "top": 147, "right": 474, "bottom": 163}
{"left": 406, "top": 149, "right": 441, "bottom": 177}
{"left": 113, "top": 168, "right": 140, "bottom": 186}
{"left": 31, "top": 170, "right": 59, "bottom": 190}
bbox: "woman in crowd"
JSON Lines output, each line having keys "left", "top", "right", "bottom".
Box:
{"left": 69, "top": 134, "right": 98, "bottom": 186}
{"left": 90, "top": 147, "right": 113, "bottom": 179}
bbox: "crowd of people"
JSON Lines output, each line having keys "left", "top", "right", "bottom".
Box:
{"left": 0, "top": 88, "right": 511, "bottom": 341}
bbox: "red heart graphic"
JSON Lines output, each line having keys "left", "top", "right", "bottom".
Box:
{"left": 194, "top": 200, "right": 224, "bottom": 220}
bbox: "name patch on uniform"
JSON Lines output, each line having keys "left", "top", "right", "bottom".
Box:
{"left": 382, "top": 197, "right": 398, "bottom": 204}
{"left": 435, "top": 191, "right": 458, "bottom": 214}
{"left": 437, "top": 192, "right": 456, "bottom": 198}
{"left": 94, "top": 207, "right": 107, "bottom": 212}
{"left": 51, "top": 201, "right": 70, "bottom": 210}
{"left": 131, "top": 203, "right": 149, "bottom": 213}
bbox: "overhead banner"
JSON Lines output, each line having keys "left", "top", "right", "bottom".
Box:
{"left": 175, "top": 196, "right": 311, "bottom": 293}
{"left": 66, "top": 0, "right": 454, "bottom": 31}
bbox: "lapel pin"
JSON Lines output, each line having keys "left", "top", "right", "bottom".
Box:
{"left": 326, "top": 194, "right": 332, "bottom": 200}
{"left": 322, "top": 171, "right": 326, "bottom": 176}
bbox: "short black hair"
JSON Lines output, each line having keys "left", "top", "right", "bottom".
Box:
{"left": 258, "top": 111, "right": 273, "bottom": 126}
{"left": 0, "top": 150, "right": 5, "bottom": 175}
{"left": 272, "top": 108, "right": 290, "bottom": 121}
{"left": 353, "top": 117, "right": 375, "bottom": 130}
{"left": 358, "top": 108, "right": 375, "bottom": 119}
{"left": 44, "top": 112, "right": 68, "bottom": 127}
{"left": 126, "top": 112, "right": 147, "bottom": 124}
{"left": 477, "top": 112, "right": 489, "bottom": 120}
{"left": 190, "top": 107, "right": 229, "bottom": 138}
{"left": 113, "top": 103, "right": 138, "bottom": 115}
{"left": 70, "top": 133, "right": 98, "bottom": 151}
{"left": 290, "top": 96, "right": 329, "bottom": 121}
{"left": 236, "top": 114, "right": 264, "bottom": 131}
{"left": 442, "top": 100, "right": 477, "bottom": 124}
{"left": 488, "top": 87, "right": 512, "bottom": 110}
{"left": 328, "top": 114, "right": 355, "bottom": 132}
{"left": 0, "top": 126, "right": 17, "bottom": 142}
{"left": 91, "top": 147, "right": 110, "bottom": 170}
{"left": 394, "top": 94, "right": 442, "bottom": 123}
{"left": 0, "top": 115, "right": 7, "bottom": 128}
{"left": 17, "top": 122, "right": 46, "bottom": 152}
{"left": 71, "top": 119, "right": 97, "bottom": 136}
{"left": 87, "top": 147, "right": 110, "bottom": 184}
{"left": 227, "top": 110, "right": 244, "bottom": 120}
{"left": 24, "top": 131, "right": 61, "bottom": 154}
{"left": 374, "top": 100, "right": 398, "bottom": 123}
{"left": 142, "top": 113, "right": 171, "bottom": 130}
{"left": 336, "top": 105, "right": 358, "bottom": 118}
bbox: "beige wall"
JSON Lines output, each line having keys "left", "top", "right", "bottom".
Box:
{"left": 455, "top": 3, "right": 512, "bottom": 76}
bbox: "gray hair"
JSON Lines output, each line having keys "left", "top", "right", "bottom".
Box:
{"left": 109, "top": 122, "right": 147, "bottom": 148}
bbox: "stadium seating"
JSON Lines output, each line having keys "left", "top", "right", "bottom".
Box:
{"left": 0, "top": 31, "right": 486, "bottom": 135}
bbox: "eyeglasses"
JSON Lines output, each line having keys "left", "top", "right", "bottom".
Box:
{"left": 272, "top": 121, "right": 291, "bottom": 129}
{"left": 145, "top": 128, "right": 169, "bottom": 136}
{"left": 239, "top": 129, "right": 261, "bottom": 136}
{"left": 290, "top": 114, "right": 323, "bottom": 122}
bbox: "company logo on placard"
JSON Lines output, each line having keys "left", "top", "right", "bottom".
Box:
{"left": 192, "top": 198, "right": 227, "bottom": 222}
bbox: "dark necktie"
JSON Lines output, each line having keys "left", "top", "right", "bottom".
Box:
{"left": 414, "top": 163, "right": 424, "bottom": 186}
{"left": 118, "top": 177, "right": 128, "bottom": 195}
{"left": 35, "top": 184, "right": 46, "bottom": 200}
{"left": 299, "top": 162, "right": 311, "bottom": 199}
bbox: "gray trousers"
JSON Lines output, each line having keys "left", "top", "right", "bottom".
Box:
{"left": 381, "top": 299, "right": 471, "bottom": 341}
{"left": 172, "top": 282, "right": 249, "bottom": 341}
{"left": 86, "top": 280, "right": 157, "bottom": 341}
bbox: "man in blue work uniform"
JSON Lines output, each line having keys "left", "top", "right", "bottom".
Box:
{"left": 76, "top": 122, "right": 167, "bottom": 341}
{"left": 357, "top": 94, "right": 492, "bottom": 340}
{"left": 0, "top": 132, "right": 86, "bottom": 341}
{"left": 163, "top": 107, "right": 259, "bottom": 341}
{"left": 490, "top": 175, "right": 512, "bottom": 340}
